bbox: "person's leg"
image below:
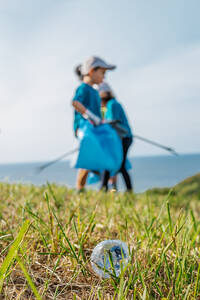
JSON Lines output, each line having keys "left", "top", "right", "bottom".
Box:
{"left": 100, "top": 170, "right": 110, "bottom": 191}
{"left": 120, "top": 167, "right": 132, "bottom": 191}
{"left": 109, "top": 175, "right": 118, "bottom": 191}
{"left": 76, "top": 169, "right": 89, "bottom": 190}
{"left": 119, "top": 137, "right": 133, "bottom": 191}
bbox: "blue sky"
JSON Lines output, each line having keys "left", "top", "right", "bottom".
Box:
{"left": 0, "top": 0, "right": 200, "bottom": 163}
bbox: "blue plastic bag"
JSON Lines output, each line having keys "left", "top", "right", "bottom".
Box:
{"left": 87, "top": 172, "right": 101, "bottom": 185}
{"left": 75, "top": 122, "right": 123, "bottom": 173}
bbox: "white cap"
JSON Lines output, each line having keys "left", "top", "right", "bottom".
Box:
{"left": 81, "top": 56, "right": 116, "bottom": 75}
{"left": 97, "top": 82, "right": 113, "bottom": 94}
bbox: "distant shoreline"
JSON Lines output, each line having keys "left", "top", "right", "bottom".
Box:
{"left": 0, "top": 154, "right": 200, "bottom": 193}
{"left": 0, "top": 152, "right": 200, "bottom": 166}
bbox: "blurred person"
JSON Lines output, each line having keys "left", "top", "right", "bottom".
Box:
{"left": 98, "top": 82, "right": 133, "bottom": 192}
{"left": 72, "top": 57, "right": 116, "bottom": 191}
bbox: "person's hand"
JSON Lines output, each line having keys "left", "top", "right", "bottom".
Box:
{"left": 85, "top": 109, "right": 101, "bottom": 126}
{"left": 73, "top": 101, "right": 101, "bottom": 125}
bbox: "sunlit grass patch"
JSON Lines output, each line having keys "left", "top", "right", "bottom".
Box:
{"left": 0, "top": 181, "right": 200, "bottom": 299}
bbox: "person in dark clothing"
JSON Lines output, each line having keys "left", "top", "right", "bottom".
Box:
{"left": 98, "top": 82, "right": 133, "bottom": 192}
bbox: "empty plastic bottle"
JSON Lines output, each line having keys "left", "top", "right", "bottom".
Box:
{"left": 91, "top": 240, "right": 129, "bottom": 278}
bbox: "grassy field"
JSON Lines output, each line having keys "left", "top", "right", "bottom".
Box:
{"left": 0, "top": 174, "right": 200, "bottom": 299}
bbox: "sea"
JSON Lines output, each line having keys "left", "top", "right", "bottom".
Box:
{"left": 0, "top": 153, "right": 200, "bottom": 193}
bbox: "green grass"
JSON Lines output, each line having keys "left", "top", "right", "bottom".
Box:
{"left": 0, "top": 180, "right": 200, "bottom": 299}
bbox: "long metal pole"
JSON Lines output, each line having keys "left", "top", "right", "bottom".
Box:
{"left": 134, "top": 134, "right": 178, "bottom": 156}
{"left": 36, "top": 147, "right": 79, "bottom": 173}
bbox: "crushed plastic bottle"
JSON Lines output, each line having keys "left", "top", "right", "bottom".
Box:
{"left": 91, "top": 240, "right": 129, "bottom": 278}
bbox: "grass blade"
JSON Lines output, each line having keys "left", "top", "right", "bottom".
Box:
{"left": 0, "top": 220, "right": 30, "bottom": 292}
{"left": 16, "top": 255, "right": 42, "bottom": 300}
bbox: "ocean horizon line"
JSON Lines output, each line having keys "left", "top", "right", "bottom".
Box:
{"left": 0, "top": 151, "right": 200, "bottom": 166}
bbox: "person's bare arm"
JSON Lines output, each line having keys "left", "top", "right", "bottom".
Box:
{"left": 72, "top": 101, "right": 86, "bottom": 114}
{"left": 72, "top": 101, "right": 101, "bottom": 125}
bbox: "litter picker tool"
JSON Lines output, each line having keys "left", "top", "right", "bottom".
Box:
{"left": 73, "top": 101, "right": 128, "bottom": 136}
{"left": 36, "top": 147, "right": 79, "bottom": 173}
{"left": 37, "top": 102, "right": 178, "bottom": 173}
{"left": 134, "top": 134, "right": 178, "bottom": 156}
{"left": 73, "top": 101, "right": 178, "bottom": 155}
